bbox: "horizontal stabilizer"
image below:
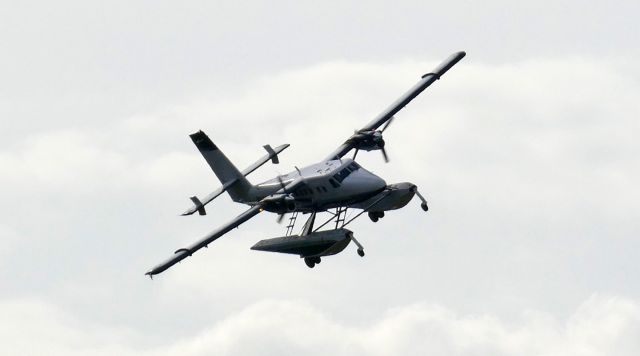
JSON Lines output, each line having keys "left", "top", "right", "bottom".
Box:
{"left": 263, "top": 145, "right": 278, "bottom": 163}
{"left": 189, "top": 196, "right": 206, "bottom": 215}
{"left": 182, "top": 179, "right": 238, "bottom": 216}
{"left": 181, "top": 142, "right": 289, "bottom": 216}
{"left": 242, "top": 143, "right": 290, "bottom": 176}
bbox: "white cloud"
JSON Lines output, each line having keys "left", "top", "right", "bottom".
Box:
{"left": 3, "top": 56, "right": 637, "bottom": 204}
{"left": 1, "top": 56, "right": 638, "bottom": 354}
{"left": 1, "top": 2, "right": 639, "bottom": 354}
{"left": 1, "top": 295, "right": 638, "bottom": 356}
{"left": 0, "top": 128, "right": 203, "bottom": 198}
{"left": 0, "top": 223, "right": 19, "bottom": 256}
{"left": 0, "top": 130, "right": 126, "bottom": 193}
{"left": 137, "top": 56, "right": 639, "bottom": 299}
{"left": 0, "top": 298, "right": 136, "bottom": 356}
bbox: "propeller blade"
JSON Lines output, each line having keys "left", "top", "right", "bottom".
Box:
{"left": 381, "top": 116, "right": 395, "bottom": 132}
{"left": 381, "top": 147, "right": 390, "bottom": 163}
{"left": 277, "top": 175, "right": 287, "bottom": 192}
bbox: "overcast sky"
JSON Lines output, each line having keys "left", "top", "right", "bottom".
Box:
{"left": 1, "top": 1, "right": 639, "bottom": 355}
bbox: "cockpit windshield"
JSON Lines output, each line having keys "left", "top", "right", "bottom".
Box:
{"left": 332, "top": 162, "right": 360, "bottom": 184}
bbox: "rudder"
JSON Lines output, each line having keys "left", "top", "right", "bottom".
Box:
{"left": 190, "top": 130, "right": 255, "bottom": 203}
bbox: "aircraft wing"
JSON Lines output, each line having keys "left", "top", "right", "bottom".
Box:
{"left": 325, "top": 51, "right": 466, "bottom": 160}
{"left": 145, "top": 205, "right": 262, "bottom": 277}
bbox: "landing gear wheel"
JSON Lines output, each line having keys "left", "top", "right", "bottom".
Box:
{"left": 304, "top": 257, "right": 315, "bottom": 268}
{"left": 357, "top": 249, "right": 365, "bottom": 257}
{"left": 421, "top": 203, "right": 429, "bottom": 211}
{"left": 368, "top": 212, "right": 379, "bottom": 222}
{"left": 313, "top": 256, "right": 321, "bottom": 264}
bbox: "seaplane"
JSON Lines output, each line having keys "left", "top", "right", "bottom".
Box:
{"left": 145, "top": 51, "right": 466, "bottom": 277}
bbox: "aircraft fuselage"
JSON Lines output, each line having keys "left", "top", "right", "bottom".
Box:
{"left": 254, "top": 159, "right": 389, "bottom": 213}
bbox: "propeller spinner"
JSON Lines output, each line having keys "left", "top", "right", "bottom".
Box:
{"left": 350, "top": 116, "right": 394, "bottom": 162}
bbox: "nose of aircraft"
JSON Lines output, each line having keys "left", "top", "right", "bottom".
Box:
{"left": 371, "top": 174, "right": 387, "bottom": 191}
{"left": 347, "top": 170, "right": 386, "bottom": 194}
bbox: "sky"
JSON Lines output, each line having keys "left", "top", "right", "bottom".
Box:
{"left": 1, "top": 1, "right": 639, "bottom": 355}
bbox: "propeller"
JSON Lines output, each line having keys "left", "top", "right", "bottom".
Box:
{"left": 277, "top": 175, "right": 287, "bottom": 191}
{"left": 380, "top": 116, "right": 396, "bottom": 163}
{"left": 275, "top": 176, "right": 288, "bottom": 223}
{"left": 378, "top": 116, "right": 394, "bottom": 162}
{"left": 381, "top": 146, "right": 389, "bottom": 163}
{"left": 351, "top": 117, "right": 394, "bottom": 163}
{"left": 379, "top": 116, "right": 394, "bottom": 162}
{"left": 380, "top": 116, "right": 394, "bottom": 132}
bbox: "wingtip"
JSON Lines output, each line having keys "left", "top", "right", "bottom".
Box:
{"left": 449, "top": 51, "right": 466, "bottom": 62}
{"left": 181, "top": 207, "right": 195, "bottom": 216}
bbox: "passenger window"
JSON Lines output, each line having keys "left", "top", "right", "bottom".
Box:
{"left": 329, "top": 179, "right": 340, "bottom": 188}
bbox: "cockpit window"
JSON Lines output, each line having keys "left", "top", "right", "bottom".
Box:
{"left": 333, "top": 168, "right": 351, "bottom": 183}
{"left": 329, "top": 178, "right": 340, "bottom": 188}
{"left": 330, "top": 162, "right": 360, "bottom": 186}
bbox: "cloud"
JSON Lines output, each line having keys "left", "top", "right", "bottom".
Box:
{"left": 0, "top": 223, "right": 19, "bottom": 256}
{"left": 1, "top": 56, "right": 638, "bottom": 353}
{"left": 0, "top": 298, "right": 136, "bottom": 356}
{"left": 0, "top": 127, "right": 207, "bottom": 202}
{"left": 3, "top": 56, "right": 637, "bottom": 203}
{"left": 135, "top": 56, "right": 639, "bottom": 306}
{"left": 1, "top": 295, "right": 639, "bottom": 356}
{"left": 1, "top": 2, "right": 638, "bottom": 354}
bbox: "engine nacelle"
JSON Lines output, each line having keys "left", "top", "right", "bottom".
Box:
{"left": 349, "top": 130, "right": 385, "bottom": 152}
{"left": 261, "top": 194, "right": 298, "bottom": 213}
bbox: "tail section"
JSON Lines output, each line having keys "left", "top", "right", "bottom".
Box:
{"left": 190, "top": 131, "right": 255, "bottom": 203}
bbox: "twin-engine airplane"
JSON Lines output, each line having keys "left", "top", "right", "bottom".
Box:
{"left": 145, "top": 51, "right": 466, "bottom": 277}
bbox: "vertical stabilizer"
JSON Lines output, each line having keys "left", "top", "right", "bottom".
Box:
{"left": 190, "top": 131, "right": 254, "bottom": 202}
